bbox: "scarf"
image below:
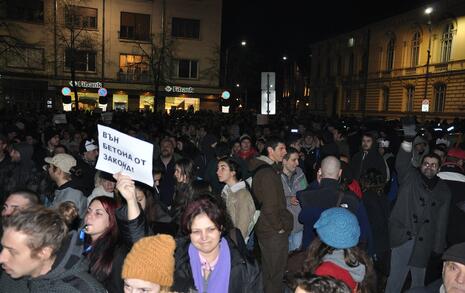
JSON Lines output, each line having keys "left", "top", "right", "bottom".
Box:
{"left": 188, "top": 237, "right": 231, "bottom": 293}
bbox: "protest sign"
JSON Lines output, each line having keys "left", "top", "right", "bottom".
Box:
{"left": 53, "top": 114, "right": 67, "bottom": 124}
{"left": 96, "top": 124, "right": 154, "bottom": 186}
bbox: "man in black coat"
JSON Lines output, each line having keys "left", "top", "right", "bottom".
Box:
{"left": 350, "top": 132, "right": 387, "bottom": 182}
{"left": 386, "top": 119, "right": 451, "bottom": 293}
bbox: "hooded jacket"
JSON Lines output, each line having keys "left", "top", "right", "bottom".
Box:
{"left": 0, "top": 231, "right": 105, "bottom": 293}
{"left": 5, "top": 142, "right": 42, "bottom": 194}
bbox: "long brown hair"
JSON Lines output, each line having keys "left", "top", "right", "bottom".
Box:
{"left": 303, "top": 238, "right": 377, "bottom": 293}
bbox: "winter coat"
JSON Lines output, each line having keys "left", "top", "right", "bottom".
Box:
{"left": 153, "top": 156, "right": 176, "bottom": 207}
{"left": 172, "top": 236, "right": 263, "bottom": 293}
{"left": 438, "top": 164, "right": 465, "bottom": 246}
{"left": 221, "top": 181, "right": 257, "bottom": 240}
{"left": 362, "top": 190, "right": 390, "bottom": 254}
{"left": 298, "top": 178, "right": 372, "bottom": 251}
{"left": 73, "top": 156, "right": 97, "bottom": 197}
{"left": 0, "top": 231, "right": 106, "bottom": 293}
{"left": 389, "top": 141, "right": 451, "bottom": 267}
{"left": 350, "top": 148, "right": 387, "bottom": 182}
{"left": 280, "top": 167, "right": 308, "bottom": 234}
{"left": 5, "top": 142, "right": 42, "bottom": 194}
{"left": 248, "top": 156, "right": 293, "bottom": 238}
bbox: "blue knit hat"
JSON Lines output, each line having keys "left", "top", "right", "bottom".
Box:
{"left": 314, "top": 207, "right": 360, "bottom": 249}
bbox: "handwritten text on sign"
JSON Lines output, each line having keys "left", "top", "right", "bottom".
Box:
{"left": 96, "top": 125, "right": 154, "bottom": 186}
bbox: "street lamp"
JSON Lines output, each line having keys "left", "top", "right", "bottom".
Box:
{"left": 423, "top": 6, "right": 433, "bottom": 117}
{"left": 223, "top": 40, "right": 247, "bottom": 87}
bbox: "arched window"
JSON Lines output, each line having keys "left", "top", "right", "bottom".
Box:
{"left": 386, "top": 38, "right": 395, "bottom": 71}
{"left": 441, "top": 23, "right": 454, "bottom": 62}
{"left": 434, "top": 84, "right": 446, "bottom": 112}
{"left": 411, "top": 32, "right": 420, "bottom": 67}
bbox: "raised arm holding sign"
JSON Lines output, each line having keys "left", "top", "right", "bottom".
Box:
{"left": 96, "top": 124, "right": 154, "bottom": 186}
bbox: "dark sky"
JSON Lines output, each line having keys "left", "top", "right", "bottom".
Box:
{"left": 222, "top": 0, "right": 432, "bottom": 67}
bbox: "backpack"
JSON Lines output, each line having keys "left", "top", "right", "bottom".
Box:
{"left": 244, "top": 163, "right": 274, "bottom": 211}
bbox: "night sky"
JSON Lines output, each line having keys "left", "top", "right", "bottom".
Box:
{"left": 222, "top": 0, "right": 432, "bottom": 70}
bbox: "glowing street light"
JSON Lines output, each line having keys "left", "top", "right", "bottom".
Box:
{"left": 236, "top": 83, "right": 240, "bottom": 87}
{"left": 282, "top": 56, "right": 288, "bottom": 61}
{"left": 241, "top": 40, "right": 247, "bottom": 46}
{"left": 425, "top": 7, "right": 433, "bottom": 14}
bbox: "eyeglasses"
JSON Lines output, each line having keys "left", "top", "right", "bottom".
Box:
{"left": 422, "top": 162, "right": 438, "bottom": 168}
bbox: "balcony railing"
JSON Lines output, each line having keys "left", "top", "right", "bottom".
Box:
{"left": 118, "top": 71, "right": 151, "bottom": 83}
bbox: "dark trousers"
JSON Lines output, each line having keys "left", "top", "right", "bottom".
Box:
{"left": 258, "top": 232, "right": 289, "bottom": 293}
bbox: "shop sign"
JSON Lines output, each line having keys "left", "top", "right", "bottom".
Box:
{"left": 221, "top": 91, "right": 231, "bottom": 100}
{"left": 69, "top": 80, "right": 103, "bottom": 89}
{"left": 165, "top": 85, "right": 194, "bottom": 94}
{"left": 421, "top": 99, "right": 429, "bottom": 112}
{"left": 61, "top": 87, "right": 71, "bottom": 96}
{"left": 98, "top": 88, "right": 108, "bottom": 97}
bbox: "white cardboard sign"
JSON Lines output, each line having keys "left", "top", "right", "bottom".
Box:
{"left": 96, "top": 124, "right": 154, "bottom": 186}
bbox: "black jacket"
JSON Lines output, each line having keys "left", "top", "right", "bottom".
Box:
{"left": 350, "top": 148, "right": 387, "bottom": 181}
{"left": 0, "top": 231, "right": 105, "bottom": 293}
{"left": 172, "top": 236, "right": 263, "bottom": 293}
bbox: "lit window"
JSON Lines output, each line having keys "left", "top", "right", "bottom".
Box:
{"left": 119, "top": 54, "right": 150, "bottom": 82}
{"left": 348, "top": 37, "right": 354, "bottom": 47}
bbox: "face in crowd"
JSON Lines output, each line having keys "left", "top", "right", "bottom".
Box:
{"left": 283, "top": 152, "right": 299, "bottom": 174}
{"left": 216, "top": 161, "right": 235, "bottom": 184}
{"left": 2, "top": 194, "right": 30, "bottom": 218}
{"left": 190, "top": 213, "right": 221, "bottom": 257}
{"left": 420, "top": 156, "right": 440, "bottom": 179}
{"left": 160, "top": 140, "right": 174, "bottom": 159}
{"left": 84, "top": 199, "right": 111, "bottom": 241}
{"left": 269, "top": 142, "right": 287, "bottom": 163}
{"left": 361, "top": 135, "right": 373, "bottom": 152}
{"left": 443, "top": 261, "right": 465, "bottom": 293}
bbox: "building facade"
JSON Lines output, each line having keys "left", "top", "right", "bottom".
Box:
{"left": 0, "top": 0, "right": 223, "bottom": 112}
{"left": 305, "top": 0, "right": 465, "bottom": 120}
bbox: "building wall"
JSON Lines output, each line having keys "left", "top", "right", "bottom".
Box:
{"left": 308, "top": 0, "right": 465, "bottom": 120}
{"left": 0, "top": 0, "right": 222, "bottom": 110}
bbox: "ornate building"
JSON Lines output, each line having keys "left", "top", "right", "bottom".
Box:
{"left": 306, "top": 0, "right": 465, "bottom": 120}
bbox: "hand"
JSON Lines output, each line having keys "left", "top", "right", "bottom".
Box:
{"left": 401, "top": 116, "right": 417, "bottom": 139}
{"left": 114, "top": 172, "right": 137, "bottom": 202}
{"left": 290, "top": 196, "right": 299, "bottom": 206}
{"left": 278, "top": 229, "right": 285, "bottom": 234}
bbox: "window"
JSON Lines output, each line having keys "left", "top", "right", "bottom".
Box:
{"left": 406, "top": 86, "right": 415, "bottom": 112}
{"left": 434, "top": 84, "right": 446, "bottom": 112}
{"left": 344, "top": 88, "right": 352, "bottom": 111}
{"left": 7, "top": 0, "right": 44, "bottom": 22}
{"left": 172, "top": 18, "right": 200, "bottom": 39}
{"left": 65, "top": 6, "right": 98, "bottom": 29}
{"left": 382, "top": 87, "right": 389, "bottom": 111}
{"left": 120, "top": 12, "right": 150, "bottom": 41}
{"left": 411, "top": 32, "right": 420, "bottom": 67}
{"left": 348, "top": 37, "right": 354, "bottom": 47}
{"left": 65, "top": 49, "right": 96, "bottom": 72}
{"left": 337, "top": 56, "right": 342, "bottom": 75}
{"left": 348, "top": 53, "right": 354, "bottom": 75}
{"left": 386, "top": 38, "right": 395, "bottom": 71}
{"left": 441, "top": 23, "right": 454, "bottom": 63}
{"left": 174, "top": 59, "right": 198, "bottom": 79}
{"left": 326, "top": 58, "right": 331, "bottom": 77}
{"left": 7, "top": 47, "right": 44, "bottom": 69}
{"left": 119, "top": 54, "right": 150, "bottom": 82}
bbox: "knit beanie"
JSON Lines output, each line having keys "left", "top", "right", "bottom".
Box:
{"left": 314, "top": 207, "right": 360, "bottom": 249}
{"left": 122, "top": 235, "right": 175, "bottom": 286}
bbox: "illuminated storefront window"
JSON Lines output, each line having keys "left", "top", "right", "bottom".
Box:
{"left": 165, "top": 96, "right": 199, "bottom": 112}
{"left": 139, "top": 95, "right": 154, "bottom": 111}
{"left": 113, "top": 93, "right": 128, "bottom": 111}
{"left": 65, "top": 92, "right": 99, "bottom": 111}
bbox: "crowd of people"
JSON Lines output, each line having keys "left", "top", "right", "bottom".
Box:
{"left": 0, "top": 108, "right": 464, "bottom": 293}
